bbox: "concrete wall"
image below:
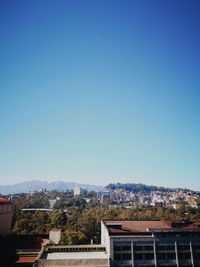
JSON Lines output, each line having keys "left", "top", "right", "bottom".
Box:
{"left": 101, "top": 221, "right": 110, "bottom": 257}
{"left": 38, "top": 258, "right": 109, "bottom": 266}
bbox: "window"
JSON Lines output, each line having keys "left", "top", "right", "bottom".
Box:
{"left": 114, "top": 246, "right": 121, "bottom": 251}
{"left": 166, "top": 245, "right": 175, "bottom": 250}
{"left": 194, "top": 252, "right": 200, "bottom": 259}
{"left": 179, "top": 252, "right": 191, "bottom": 259}
{"left": 122, "top": 253, "right": 131, "bottom": 260}
{"left": 134, "top": 254, "right": 143, "bottom": 260}
{"left": 193, "top": 244, "right": 200, "bottom": 251}
{"left": 122, "top": 246, "right": 131, "bottom": 251}
{"left": 114, "top": 253, "right": 121, "bottom": 260}
{"left": 135, "top": 246, "right": 143, "bottom": 251}
{"left": 157, "top": 253, "right": 165, "bottom": 260}
{"left": 145, "top": 253, "right": 154, "bottom": 260}
{"left": 167, "top": 253, "right": 176, "bottom": 260}
{"left": 178, "top": 244, "right": 189, "bottom": 250}
{"left": 144, "top": 246, "right": 153, "bottom": 251}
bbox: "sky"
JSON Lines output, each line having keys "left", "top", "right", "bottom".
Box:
{"left": 0, "top": 0, "right": 200, "bottom": 190}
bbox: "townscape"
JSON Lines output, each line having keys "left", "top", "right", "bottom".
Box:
{"left": 1, "top": 0, "right": 200, "bottom": 266}
{"left": 7, "top": 182, "right": 200, "bottom": 212}
{"left": 1, "top": 182, "right": 200, "bottom": 266}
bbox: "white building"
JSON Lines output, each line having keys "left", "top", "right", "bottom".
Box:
{"left": 74, "top": 187, "right": 85, "bottom": 196}
{"left": 101, "top": 220, "right": 200, "bottom": 266}
{"left": 49, "top": 199, "right": 57, "bottom": 209}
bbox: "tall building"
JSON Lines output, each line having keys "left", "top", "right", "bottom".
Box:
{"left": 0, "top": 197, "right": 13, "bottom": 236}
{"left": 101, "top": 220, "right": 200, "bottom": 267}
{"left": 98, "top": 189, "right": 119, "bottom": 203}
{"left": 74, "top": 187, "right": 85, "bottom": 196}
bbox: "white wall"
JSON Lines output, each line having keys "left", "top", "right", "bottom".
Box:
{"left": 101, "top": 221, "right": 110, "bottom": 257}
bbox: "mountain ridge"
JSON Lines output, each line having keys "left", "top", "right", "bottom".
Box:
{"left": 0, "top": 180, "right": 198, "bottom": 195}
{"left": 0, "top": 180, "right": 103, "bottom": 194}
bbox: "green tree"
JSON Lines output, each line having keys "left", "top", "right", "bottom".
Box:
{"left": 60, "top": 230, "right": 85, "bottom": 245}
{"left": 51, "top": 211, "right": 67, "bottom": 228}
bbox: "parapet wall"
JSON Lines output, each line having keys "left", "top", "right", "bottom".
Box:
{"left": 38, "top": 258, "right": 109, "bottom": 266}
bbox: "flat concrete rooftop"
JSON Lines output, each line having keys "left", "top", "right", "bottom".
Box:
{"left": 38, "top": 251, "right": 109, "bottom": 266}
{"left": 46, "top": 251, "right": 108, "bottom": 260}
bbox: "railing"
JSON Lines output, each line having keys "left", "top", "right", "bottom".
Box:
{"left": 44, "top": 244, "right": 107, "bottom": 253}
{"left": 16, "top": 249, "right": 41, "bottom": 253}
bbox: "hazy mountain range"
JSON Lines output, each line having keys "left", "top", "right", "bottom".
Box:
{"left": 0, "top": 180, "right": 197, "bottom": 196}
{"left": 0, "top": 180, "right": 103, "bottom": 195}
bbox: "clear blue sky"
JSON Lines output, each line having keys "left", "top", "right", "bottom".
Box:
{"left": 0, "top": 0, "right": 200, "bottom": 189}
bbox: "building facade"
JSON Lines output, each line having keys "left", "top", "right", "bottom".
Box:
{"left": 0, "top": 197, "right": 13, "bottom": 236}
{"left": 101, "top": 220, "right": 200, "bottom": 267}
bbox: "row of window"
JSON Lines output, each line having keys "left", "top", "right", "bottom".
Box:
{"left": 114, "top": 265, "right": 187, "bottom": 267}
{"left": 114, "top": 251, "right": 200, "bottom": 261}
{"left": 114, "top": 252, "right": 177, "bottom": 261}
{"left": 114, "top": 243, "right": 200, "bottom": 252}
{"left": 124, "top": 266, "right": 197, "bottom": 267}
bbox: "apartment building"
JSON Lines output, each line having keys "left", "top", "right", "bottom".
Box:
{"left": 101, "top": 220, "right": 200, "bottom": 267}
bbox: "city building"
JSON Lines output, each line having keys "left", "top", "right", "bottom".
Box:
{"left": 98, "top": 188, "right": 119, "bottom": 203}
{"left": 9, "top": 194, "right": 20, "bottom": 201}
{"left": 0, "top": 197, "right": 13, "bottom": 236}
{"left": 49, "top": 199, "right": 58, "bottom": 209}
{"left": 101, "top": 220, "right": 200, "bottom": 267}
{"left": 5, "top": 219, "right": 200, "bottom": 267}
{"left": 74, "top": 187, "right": 85, "bottom": 196}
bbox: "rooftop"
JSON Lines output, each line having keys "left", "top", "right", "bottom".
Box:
{"left": 104, "top": 220, "right": 172, "bottom": 234}
{"left": 103, "top": 220, "right": 200, "bottom": 235}
{"left": 0, "top": 197, "right": 11, "bottom": 204}
{"left": 46, "top": 251, "right": 108, "bottom": 260}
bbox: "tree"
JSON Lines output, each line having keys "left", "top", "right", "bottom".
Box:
{"left": 60, "top": 230, "right": 85, "bottom": 245}
{"left": 13, "top": 218, "right": 30, "bottom": 235}
{"left": 51, "top": 211, "right": 67, "bottom": 228}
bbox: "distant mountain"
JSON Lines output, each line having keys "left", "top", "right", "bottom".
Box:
{"left": 0, "top": 180, "right": 103, "bottom": 194}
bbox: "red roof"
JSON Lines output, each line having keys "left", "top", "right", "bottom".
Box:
{"left": 16, "top": 256, "right": 36, "bottom": 263}
{"left": 0, "top": 197, "right": 11, "bottom": 204}
{"left": 104, "top": 220, "right": 172, "bottom": 234}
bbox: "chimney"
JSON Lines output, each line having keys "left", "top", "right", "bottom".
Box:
{"left": 49, "top": 229, "right": 61, "bottom": 244}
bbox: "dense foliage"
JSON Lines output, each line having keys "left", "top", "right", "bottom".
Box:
{"left": 10, "top": 190, "right": 200, "bottom": 245}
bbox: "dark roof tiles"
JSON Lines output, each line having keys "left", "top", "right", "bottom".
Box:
{"left": 104, "top": 220, "right": 172, "bottom": 233}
